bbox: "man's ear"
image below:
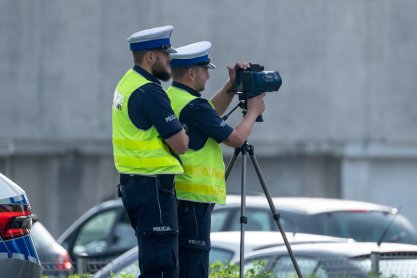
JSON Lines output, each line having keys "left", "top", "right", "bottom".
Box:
{"left": 145, "top": 51, "right": 155, "bottom": 64}
{"left": 188, "top": 68, "right": 195, "bottom": 81}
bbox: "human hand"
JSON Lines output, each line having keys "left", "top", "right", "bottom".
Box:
{"left": 227, "top": 62, "right": 250, "bottom": 86}
{"left": 246, "top": 93, "right": 265, "bottom": 116}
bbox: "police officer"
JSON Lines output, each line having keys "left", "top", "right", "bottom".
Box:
{"left": 166, "top": 41, "right": 265, "bottom": 277}
{"left": 112, "top": 26, "right": 189, "bottom": 278}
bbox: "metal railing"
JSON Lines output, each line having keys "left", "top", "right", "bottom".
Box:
{"left": 40, "top": 252, "right": 417, "bottom": 278}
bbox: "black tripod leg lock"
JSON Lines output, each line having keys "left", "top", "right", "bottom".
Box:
{"left": 240, "top": 216, "right": 248, "bottom": 224}
{"left": 272, "top": 212, "right": 281, "bottom": 221}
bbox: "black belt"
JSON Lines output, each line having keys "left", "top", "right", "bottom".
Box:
{"left": 117, "top": 174, "right": 148, "bottom": 197}
{"left": 117, "top": 173, "right": 174, "bottom": 198}
{"left": 119, "top": 173, "right": 159, "bottom": 185}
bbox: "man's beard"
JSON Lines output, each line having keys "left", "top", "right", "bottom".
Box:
{"left": 152, "top": 58, "right": 171, "bottom": 82}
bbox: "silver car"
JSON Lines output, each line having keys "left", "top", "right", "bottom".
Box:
{"left": 244, "top": 241, "right": 417, "bottom": 277}
{"left": 93, "top": 231, "right": 350, "bottom": 278}
{"left": 212, "top": 195, "right": 417, "bottom": 244}
{"left": 210, "top": 231, "right": 351, "bottom": 263}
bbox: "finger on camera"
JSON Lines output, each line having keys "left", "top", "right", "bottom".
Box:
{"left": 236, "top": 62, "right": 250, "bottom": 70}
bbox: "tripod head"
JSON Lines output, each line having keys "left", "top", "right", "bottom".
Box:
{"left": 237, "top": 94, "right": 264, "bottom": 122}
{"left": 221, "top": 96, "right": 264, "bottom": 123}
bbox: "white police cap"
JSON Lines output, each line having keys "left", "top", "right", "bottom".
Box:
{"left": 127, "top": 25, "right": 176, "bottom": 53}
{"left": 170, "top": 41, "right": 215, "bottom": 69}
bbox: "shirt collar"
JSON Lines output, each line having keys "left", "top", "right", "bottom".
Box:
{"left": 133, "top": 65, "right": 161, "bottom": 84}
{"left": 171, "top": 81, "right": 201, "bottom": 97}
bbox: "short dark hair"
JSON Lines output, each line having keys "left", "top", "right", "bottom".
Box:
{"left": 132, "top": 51, "right": 147, "bottom": 64}
{"left": 171, "top": 67, "right": 191, "bottom": 80}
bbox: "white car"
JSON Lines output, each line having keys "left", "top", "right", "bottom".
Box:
{"left": 94, "top": 231, "right": 350, "bottom": 278}
{"left": 0, "top": 172, "right": 42, "bottom": 277}
{"left": 210, "top": 231, "right": 352, "bottom": 263}
{"left": 244, "top": 241, "right": 417, "bottom": 277}
{"left": 212, "top": 195, "right": 417, "bottom": 244}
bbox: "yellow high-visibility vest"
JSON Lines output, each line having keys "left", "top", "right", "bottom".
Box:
{"left": 112, "top": 69, "right": 183, "bottom": 175}
{"left": 166, "top": 85, "right": 226, "bottom": 204}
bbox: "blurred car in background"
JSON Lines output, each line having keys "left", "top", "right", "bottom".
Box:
{"left": 31, "top": 215, "right": 72, "bottom": 275}
{"left": 212, "top": 195, "right": 417, "bottom": 244}
{"left": 244, "top": 241, "right": 417, "bottom": 277}
{"left": 58, "top": 194, "right": 417, "bottom": 273}
{"left": 93, "top": 246, "right": 138, "bottom": 278}
{"left": 210, "top": 231, "right": 351, "bottom": 263}
{"left": 0, "top": 172, "right": 42, "bottom": 278}
{"left": 57, "top": 199, "right": 135, "bottom": 264}
{"left": 93, "top": 231, "right": 351, "bottom": 278}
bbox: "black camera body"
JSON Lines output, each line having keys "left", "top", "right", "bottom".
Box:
{"left": 236, "top": 64, "right": 282, "bottom": 98}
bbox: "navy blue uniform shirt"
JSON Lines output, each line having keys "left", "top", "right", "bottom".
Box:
{"left": 171, "top": 82, "right": 233, "bottom": 150}
{"left": 128, "top": 66, "right": 183, "bottom": 139}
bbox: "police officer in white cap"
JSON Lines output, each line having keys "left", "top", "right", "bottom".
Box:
{"left": 166, "top": 41, "right": 265, "bottom": 277}
{"left": 112, "top": 26, "right": 188, "bottom": 278}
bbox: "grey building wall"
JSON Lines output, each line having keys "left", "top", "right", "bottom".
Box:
{"left": 1, "top": 0, "right": 417, "bottom": 236}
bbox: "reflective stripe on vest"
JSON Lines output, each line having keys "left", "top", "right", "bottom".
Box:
{"left": 112, "top": 70, "right": 183, "bottom": 175}
{"left": 166, "top": 85, "right": 226, "bottom": 204}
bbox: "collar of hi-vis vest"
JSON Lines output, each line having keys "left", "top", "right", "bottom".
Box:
{"left": 172, "top": 81, "right": 201, "bottom": 97}
{"left": 133, "top": 65, "right": 161, "bottom": 84}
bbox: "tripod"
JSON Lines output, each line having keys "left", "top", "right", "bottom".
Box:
{"left": 223, "top": 103, "right": 303, "bottom": 278}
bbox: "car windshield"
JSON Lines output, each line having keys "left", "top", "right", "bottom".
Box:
{"left": 211, "top": 207, "right": 294, "bottom": 232}
{"left": 271, "top": 256, "right": 330, "bottom": 278}
{"left": 210, "top": 247, "right": 234, "bottom": 264}
{"left": 104, "top": 247, "right": 233, "bottom": 277}
{"left": 311, "top": 211, "right": 417, "bottom": 243}
{"left": 245, "top": 255, "right": 330, "bottom": 278}
{"left": 112, "top": 260, "right": 140, "bottom": 278}
{"left": 73, "top": 209, "right": 119, "bottom": 255}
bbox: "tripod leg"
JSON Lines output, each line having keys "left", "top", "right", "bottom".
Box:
{"left": 225, "top": 148, "right": 241, "bottom": 180}
{"left": 247, "top": 145, "right": 304, "bottom": 278}
{"left": 239, "top": 145, "right": 248, "bottom": 278}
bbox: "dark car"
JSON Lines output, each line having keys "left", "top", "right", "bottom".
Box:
{"left": 212, "top": 195, "right": 417, "bottom": 244}
{"left": 31, "top": 217, "right": 72, "bottom": 275}
{"left": 244, "top": 242, "right": 417, "bottom": 277}
{"left": 57, "top": 199, "right": 136, "bottom": 267}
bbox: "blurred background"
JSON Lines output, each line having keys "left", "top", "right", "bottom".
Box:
{"left": 1, "top": 0, "right": 417, "bottom": 238}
